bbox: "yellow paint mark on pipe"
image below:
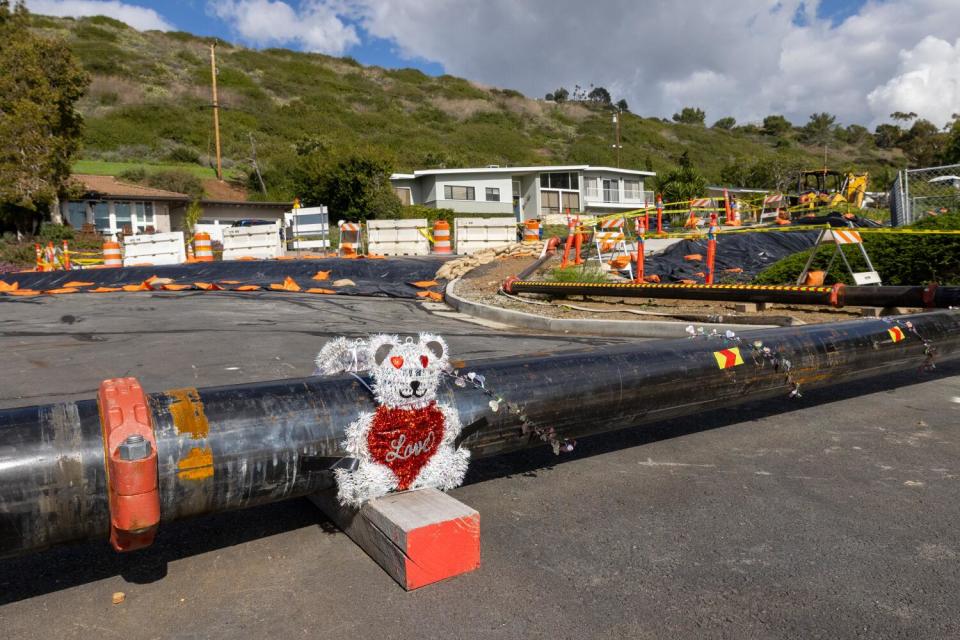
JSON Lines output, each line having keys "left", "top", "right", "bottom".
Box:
{"left": 177, "top": 446, "right": 214, "bottom": 481}
{"left": 167, "top": 388, "right": 210, "bottom": 439}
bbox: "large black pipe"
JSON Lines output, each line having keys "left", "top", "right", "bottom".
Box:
{"left": 3, "top": 310, "right": 960, "bottom": 559}
{"left": 505, "top": 280, "right": 960, "bottom": 309}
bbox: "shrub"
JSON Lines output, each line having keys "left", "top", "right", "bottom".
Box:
{"left": 164, "top": 146, "right": 200, "bottom": 164}
{"left": 39, "top": 223, "right": 75, "bottom": 242}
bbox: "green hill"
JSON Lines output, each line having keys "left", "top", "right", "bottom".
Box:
{"left": 31, "top": 14, "right": 907, "bottom": 200}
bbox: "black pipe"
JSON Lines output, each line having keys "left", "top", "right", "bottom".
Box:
{"left": 506, "top": 280, "right": 960, "bottom": 309}
{"left": 503, "top": 237, "right": 561, "bottom": 292}
{"left": 3, "top": 310, "right": 960, "bottom": 559}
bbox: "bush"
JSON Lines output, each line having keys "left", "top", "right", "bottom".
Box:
{"left": 39, "top": 223, "right": 75, "bottom": 242}
{"left": 145, "top": 170, "right": 203, "bottom": 199}
{"left": 755, "top": 213, "right": 960, "bottom": 285}
{"left": 164, "top": 146, "right": 200, "bottom": 164}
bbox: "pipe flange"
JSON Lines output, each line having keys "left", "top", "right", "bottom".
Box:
{"left": 98, "top": 377, "right": 160, "bottom": 552}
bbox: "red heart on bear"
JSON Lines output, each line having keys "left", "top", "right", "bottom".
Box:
{"left": 367, "top": 403, "right": 445, "bottom": 490}
{"left": 390, "top": 356, "right": 404, "bottom": 369}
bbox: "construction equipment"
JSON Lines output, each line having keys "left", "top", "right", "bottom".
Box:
{"left": 791, "top": 169, "right": 869, "bottom": 210}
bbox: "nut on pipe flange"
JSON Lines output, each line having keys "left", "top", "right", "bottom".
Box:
{"left": 98, "top": 377, "right": 160, "bottom": 552}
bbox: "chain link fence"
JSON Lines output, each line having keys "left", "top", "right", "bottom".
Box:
{"left": 890, "top": 163, "right": 960, "bottom": 226}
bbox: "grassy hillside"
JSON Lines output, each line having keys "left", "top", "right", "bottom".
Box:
{"left": 32, "top": 14, "right": 906, "bottom": 200}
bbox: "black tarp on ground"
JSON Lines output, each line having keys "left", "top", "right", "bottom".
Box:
{"left": 643, "top": 230, "right": 820, "bottom": 283}
{"left": 786, "top": 212, "right": 883, "bottom": 228}
{"left": 0, "top": 257, "right": 449, "bottom": 299}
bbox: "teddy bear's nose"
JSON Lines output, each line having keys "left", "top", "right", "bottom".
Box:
{"left": 410, "top": 380, "right": 421, "bottom": 391}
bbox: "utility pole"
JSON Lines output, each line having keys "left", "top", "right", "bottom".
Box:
{"left": 612, "top": 109, "right": 622, "bottom": 167}
{"left": 210, "top": 42, "right": 223, "bottom": 181}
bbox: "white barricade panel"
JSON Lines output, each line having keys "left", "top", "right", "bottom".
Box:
{"left": 123, "top": 232, "right": 186, "bottom": 266}
{"left": 289, "top": 207, "right": 330, "bottom": 251}
{"left": 367, "top": 219, "right": 429, "bottom": 256}
{"left": 222, "top": 225, "right": 284, "bottom": 260}
{"left": 454, "top": 218, "right": 516, "bottom": 254}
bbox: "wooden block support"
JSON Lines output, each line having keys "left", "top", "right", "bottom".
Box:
{"left": 310, "top": 488, "right": 480, "bottom": 590}
{"left": 733, "top": 302, "right": 767, "bottom": 313}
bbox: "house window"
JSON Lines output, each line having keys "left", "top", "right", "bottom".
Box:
{"left": 541, "top": 191, "right": 560, "bottom": 216}
{"left": 539, "top": 172, "right": 579, "bottom": 190}
{"left": 562, "top": 192, "right": 580, "bottom": 212}
{"left": 444, "top": 185, "right": 475, "bottom": 201}
{"left": 624, "top": 179, "right": 641, "bottom": 199}
{"left": 602, "top": 179, "right": 620, "bottom": 203}
{"left": 93, "top": 202, "right": 110, "bottom": 231}
{"left": 66, "top": 202, "right": 88, "bottom": 228}
{"left": 393, "top": 187, "right": 412, "bottom": 205}
{"left": 485, "top": 187, "right": 500, "bottom": 202}
{"left": 132, "top": 202, "right": 155, "bottom": 231}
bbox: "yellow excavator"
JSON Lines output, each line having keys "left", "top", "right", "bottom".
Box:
{"left": 790, "top": 169, "right": 869, "bottom": 210}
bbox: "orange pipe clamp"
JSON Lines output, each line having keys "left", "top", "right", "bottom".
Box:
{"left": 98, "top": 377, "right": 161, "bottom": 552}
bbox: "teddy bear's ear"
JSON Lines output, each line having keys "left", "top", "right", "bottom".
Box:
{"left": 368, "top": 334, "right": 400, "bottom": 366}
{"left": 419, "top": 333, "right": 447, "bottom": 361}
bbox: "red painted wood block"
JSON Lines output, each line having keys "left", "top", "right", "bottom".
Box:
{"left": 311, "top": 487, "right": 480, "bottom": 590}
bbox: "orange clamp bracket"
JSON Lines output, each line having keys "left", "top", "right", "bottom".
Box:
{"left": 98, "top": 377, "right": 160, "bottom": 552}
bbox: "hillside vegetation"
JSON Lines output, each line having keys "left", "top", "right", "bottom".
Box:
{"left": 30, "top": 14, "right": 916, "bottom": 201}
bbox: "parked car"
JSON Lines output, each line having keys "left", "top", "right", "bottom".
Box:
{"left": 230, "top": 219, "right": 274, "bottom": 227}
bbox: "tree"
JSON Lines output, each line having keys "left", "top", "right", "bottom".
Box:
{"left": 838, "top": 124, "right": 870, "bottom": 146}
{"left": 712, "top": 117, "right": 736, "bottom": 130}
{"left": 762, "top": 115, "right": 792, "bottom": 136}
{"left": 942, "top": 116, "right": 960, "bottom": 164}
{"left": 658, "top": 151, "right": 707, "bottom": 202}
{"left": 544, "top": 92, "right": 555, "bottom": 101}
{"left": 587, "top": 86, "right": 611, "bottom": 104}
{"left": 615, "top": 98, "right": 629, "bottom": 113}
{"left": 800, "top": 112, "right": 837, "bottom": 145}
{"left": 0, "top": 1, "right": 89, "bottom": 233}
{"left": 874, "top": 123, "right": 902, "bottom": 149}
{"left": 672, "top": 107, "right": 706, "bottom": 125}
{"left": 900, "top": 118, "right": 947, "bottom": 167}
{"left": 293, "top": 149, "right": 401, "bottom": 221}
{"left": 552, "top": 87, "right": 569, "bottom": 103}
{"left": 890, "top": 111, "right": 918, "bottom": 123}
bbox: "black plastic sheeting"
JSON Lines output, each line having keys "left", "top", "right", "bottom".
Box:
{"left": 644, "top": 230, "right": 820, "bottom": 283}
{"left": 786, "top": 212, "right": 883, "bottom": 228}
{"left": 0, "top": 257, "right": 449, "bottom": 299}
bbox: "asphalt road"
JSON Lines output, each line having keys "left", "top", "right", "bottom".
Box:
{"left": 2, "top": 293, "right": 960, "bottom": 639}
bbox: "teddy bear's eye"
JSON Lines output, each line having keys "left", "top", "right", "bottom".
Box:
{"left": 390, "top": 356, "right": 404, "bottom": 369}
{"left": 420, "top": 355, "right": 429, "bottom": 368}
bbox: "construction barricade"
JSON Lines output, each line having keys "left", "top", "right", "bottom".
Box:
{"left": 123, "top": 232, "right": 187, "bottom": 267}
{"left": 193, "top": 232, "right": 214, "bottom": 262}
{"left": 591, "top": 216, "right": 633, "bottom": 278}
{"left": 222, "top": 223, "right": 284, "bottom": 261}
{"left": 103, "top": 241, "right": 123, "bottom": 268}
{"left": 338, "top": 221, "right": 363, "bottom": 256}
{"left": 453, "top": 217, "right": 515, "bottom": 254}
{"left": 367, "top": 219, "right": 429, "bottom": 256}
{"left": 432, "top": 220, "right": 452, "bottom": 255}
{"left": 523, "top": 219, "right": 540, "bottom": 243}
{"left": 288, "top": 206, "right": 330, "bottom": 252}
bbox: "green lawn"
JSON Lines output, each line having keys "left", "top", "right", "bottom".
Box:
{"left": 72, "top": 159, "right": 219, "bottom": 179}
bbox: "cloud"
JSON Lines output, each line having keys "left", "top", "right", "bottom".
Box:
{"left": 348, "top": 0, "right": 960, "bottom": 127}
{"left": 208, "top": 0, "right": 359, "bottom": 55}
{"left": 867, "top": 36, "right": 960, "bottom": 128}
{"left": 25, "top": 0, "right": 174, "bottom": 31}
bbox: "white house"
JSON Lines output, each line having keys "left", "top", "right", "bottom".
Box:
{"left": 390, "top": 165, "right": 655, "bottom": 222}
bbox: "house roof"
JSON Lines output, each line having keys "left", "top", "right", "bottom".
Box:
{"left": 73, "top": 174, "right": 191, "bottom": 200}
{"left": 391, "top": 164, "right": 655, "bottom": 180}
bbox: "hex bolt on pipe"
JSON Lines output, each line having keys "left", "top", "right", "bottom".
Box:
{"left": 2, "top": 310, "right": 960, "bottom": 559}
{"left": 504, "top": 280, "right": 960, "bottom": 309}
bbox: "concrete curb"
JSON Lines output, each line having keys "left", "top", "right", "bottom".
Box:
{"left": 445, "top": 279, "right": 776, "bottom": 338}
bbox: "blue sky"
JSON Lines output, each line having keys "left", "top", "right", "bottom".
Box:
{"left": 23, "top": 1, "right": 960, "bottom": 127}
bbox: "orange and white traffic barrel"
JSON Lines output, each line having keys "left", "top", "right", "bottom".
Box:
{"left": 103, "top": 241, "right": 123, "bottom": 268}
{"left": 432, "top": 219, "right": 452, "bottom": 254}
{"left": 523, "top": 219, "right": 540, "bottom": 243}
{"left": 194, "top": 232, "right": 213, "bottom": 262}
{"left": 339, "top": 221, "right": 360, "bottom": 256}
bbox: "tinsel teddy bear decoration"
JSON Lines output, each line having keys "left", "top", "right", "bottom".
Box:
{"left": 315, "top": 333, "right": 470, "bottom": 507}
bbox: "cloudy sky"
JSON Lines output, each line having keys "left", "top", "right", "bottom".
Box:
{"left": 24, "top": 0, "right": 960, "bottom": 128}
